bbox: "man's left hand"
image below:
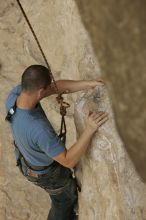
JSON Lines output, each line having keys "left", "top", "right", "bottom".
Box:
{"left": 88, "top": 78, "right": 104, "bottom": 89}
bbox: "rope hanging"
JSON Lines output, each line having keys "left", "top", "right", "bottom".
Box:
{"left": 16, "top": 0, "right": 70, "bottom": 144}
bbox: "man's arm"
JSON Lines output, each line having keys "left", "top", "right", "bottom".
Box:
{"left": 53, "top": 111, "right": 108, "bottom": 168}
{"left": 46, "top": 79, "right": 104, "bottom": 96}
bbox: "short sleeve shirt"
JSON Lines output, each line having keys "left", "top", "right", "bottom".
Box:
{"left": 5, "top": 85, "right": 65, "bottom": 167}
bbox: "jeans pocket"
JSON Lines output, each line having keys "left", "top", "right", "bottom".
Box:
{"left": 49, "top": 181, "right": 78, "bottom": 212}
{"left": 50, "top": 188, "right": 72, "bottom": 208}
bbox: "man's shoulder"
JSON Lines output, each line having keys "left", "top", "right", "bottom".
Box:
{"left": 5, "top": 85, "right": 21, "bottom": 112}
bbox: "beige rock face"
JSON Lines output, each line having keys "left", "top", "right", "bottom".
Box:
{"left": 74, "top": 86, "right": 146, "bottom": 220}
{"left": 75, "top": 0, "right": 146, "bottom": 182}
{"left": 0, "top": 0, "right": 146, "bottom": 220}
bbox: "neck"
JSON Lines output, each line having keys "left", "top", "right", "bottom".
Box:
{"left": 16, "top": 92, "right": 39, "bottom": 110}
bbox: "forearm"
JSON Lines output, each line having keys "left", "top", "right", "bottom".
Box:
{"left": 55, "top": 80, "right": 91, "bottom": 94}
{"left": 46, "top": 79, "right": 103, "bottom": 96}
{"left": 65, "top": 128, "right": 94, "bottom": 168}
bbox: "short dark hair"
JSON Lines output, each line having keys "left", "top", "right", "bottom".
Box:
{"left": 21, "top": 65, "right": 52, "bottom": 93}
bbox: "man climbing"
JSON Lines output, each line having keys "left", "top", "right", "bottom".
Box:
{"left": 5, "top": 64, "right": 108, "bottom": 220}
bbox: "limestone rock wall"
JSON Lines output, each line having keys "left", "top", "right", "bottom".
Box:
{"left": 0, "top": 0, "right": 146, "bottom": 220}
{"left": 75, "top": 0, "right": 146, "bottom": 182}
{"left": 74, "top": 86, "right": 146, "bottom": 220}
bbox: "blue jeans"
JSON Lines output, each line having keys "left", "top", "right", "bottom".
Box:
{"left": 19, "top": 157, "right": 78, "bottom": 220}
{"left": 47, "top": 178, "right": 78, "bottom": 220}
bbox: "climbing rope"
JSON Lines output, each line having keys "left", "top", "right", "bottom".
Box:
{"left": 16, "top": 0, "right": 70, "bottom": 144}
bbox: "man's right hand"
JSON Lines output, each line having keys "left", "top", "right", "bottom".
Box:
{"left": 53, "top": 111, "right": 108, "bottom": 168}
{"left": 85, "top": 111, "right": 108, "bottom": 133}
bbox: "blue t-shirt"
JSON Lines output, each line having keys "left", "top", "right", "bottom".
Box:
{"left": 5, "top": 85, "right": 65, "bottom": 171}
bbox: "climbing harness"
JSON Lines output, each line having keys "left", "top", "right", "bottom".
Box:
{"left": 5, "top": 102, "right": 17, "bottom": 123}
{"left": 14, "top": 0, "right": 70, "bottom": 144}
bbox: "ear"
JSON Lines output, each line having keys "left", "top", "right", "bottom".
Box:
{"left": 37, "top": 88, "right": 45, "bottom": 99}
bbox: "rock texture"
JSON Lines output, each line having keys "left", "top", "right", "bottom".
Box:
{"left": 74, "top": 86, "right": 146, "bottom": 220}
{"left": 75, "top": 0, "right": 146, "bottom": 182}
{"left": 0, "top": 0, "right": 146, "bottom": 220}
